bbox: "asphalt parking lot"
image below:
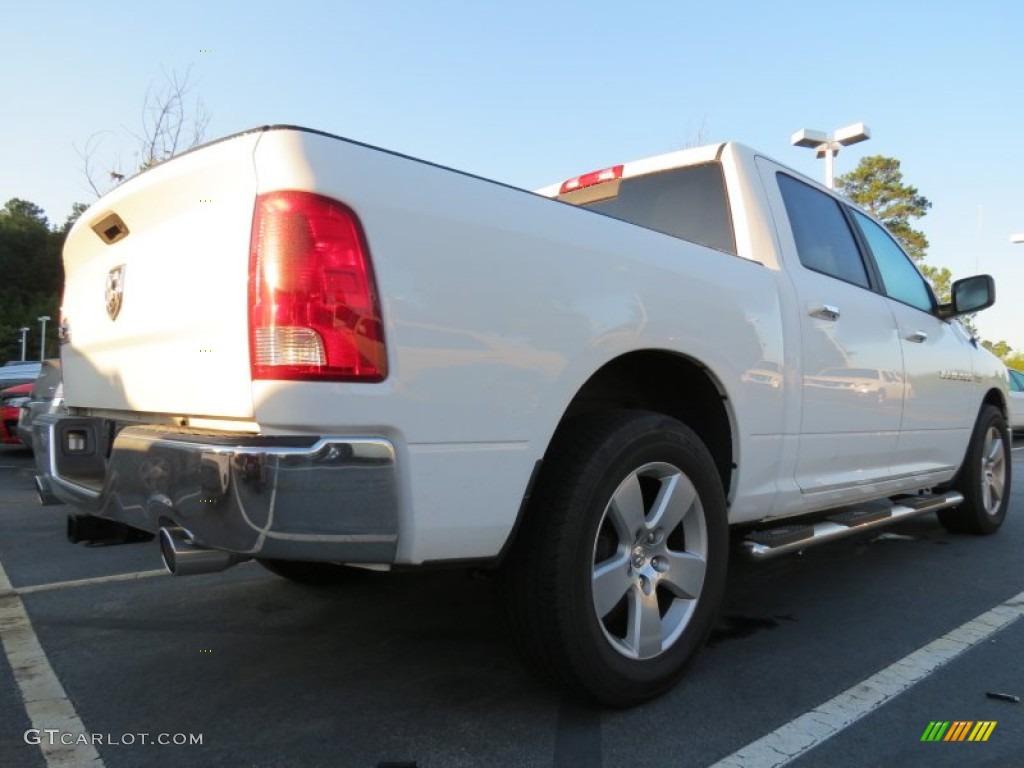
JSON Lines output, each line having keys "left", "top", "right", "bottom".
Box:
{"left": 1, "top": 443, "right": 1022, "bottom": 768}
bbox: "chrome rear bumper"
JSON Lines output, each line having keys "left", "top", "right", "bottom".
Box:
{"left": 35, "top": 414, "right": 399, "bottom": 563}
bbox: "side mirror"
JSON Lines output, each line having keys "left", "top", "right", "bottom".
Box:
{"left": 938, "top": 275, "right": 995, "bottom": 318}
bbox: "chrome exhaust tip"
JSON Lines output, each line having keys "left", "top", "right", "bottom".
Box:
{"left": 158, "top": 526, "right": 248, "bottom": 576}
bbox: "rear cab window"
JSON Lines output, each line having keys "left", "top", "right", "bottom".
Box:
{"left": 557, "top": 163, "right": 737, "bottom": 255}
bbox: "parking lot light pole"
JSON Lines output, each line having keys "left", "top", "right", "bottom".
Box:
{"left": 791, "top": 123, "right": 871, "bottom": 189}
{"left": 38, "top": 315, "right": 50, "bottom": 361}
{"left": 18, "top": 327, "right": 29, "bottom": 361}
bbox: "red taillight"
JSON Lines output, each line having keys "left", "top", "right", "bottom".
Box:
{"left": 558, "top": 164, "right": 623, "bottom": 195}
{"left": 249, "top": 191, "right": 386, "bottom": 382}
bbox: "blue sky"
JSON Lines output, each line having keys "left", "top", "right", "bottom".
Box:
{"left": 4, "top": 1, "right": 1023, "bottom": 347}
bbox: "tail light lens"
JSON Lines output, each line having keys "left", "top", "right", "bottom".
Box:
{"left": 249, "top": 191, "right": 386, "bottom": 381}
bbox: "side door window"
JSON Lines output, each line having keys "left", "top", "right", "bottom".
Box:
{"left": 776, "top": 173, "right": 871, "bottom": 288}
{"left": 850, "top": 211, "right": 934, "bottom": 311}
{"left": 771, "top": 170, "right": 903, "bottom": 494}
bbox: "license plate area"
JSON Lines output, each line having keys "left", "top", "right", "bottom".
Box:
{"left": 52, "top": 417, "right": 111, "bottom": 488}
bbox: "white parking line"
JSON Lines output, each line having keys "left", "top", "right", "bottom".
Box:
{"left": 16, "top": 569, "right": 166, "bottom": 596}
{"left": 711, "top": 589, "right": 1024, "bottom": 768}
{"left": 0, "top": 559, "right": 106, "bottom": 768}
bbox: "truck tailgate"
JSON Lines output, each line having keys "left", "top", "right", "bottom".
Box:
{"left": 61, "top": 131, "right": 262, "bottom": 419}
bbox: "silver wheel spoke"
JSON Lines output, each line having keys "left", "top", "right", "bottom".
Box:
{"left": 626, "top": 584, "right": 663, "bottom": 659}
{"left": 592, "top": 553, "right": 633, "bottom": 618}
{"left": 989, "top": 450, "right": 1005, "bottom": 478}
{"left": 994, "top": 454, "right": 1005, "bottom": 473}
{"left": 989, "top": 470, "right": 1005, "bottom": 501}
{"left": 647, "top": 473, "right": 696, "bottom": 534}
{"left": 985, "top": 434, "right": 1003, "bottom": 464}
{"left": 981, "top": 428, "right": 1006, "bottom": 515}
{"left": 659, "top": 551, "right": 706, "bottom": 600}
{"left": 608, "top": 473, "right": 646, "bottom": 539}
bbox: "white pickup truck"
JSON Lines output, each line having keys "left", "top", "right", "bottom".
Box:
{"left": 37, "top": 125, "right": 1010, "bottom": 706}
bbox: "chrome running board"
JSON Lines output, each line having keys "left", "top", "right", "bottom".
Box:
{"left": 740, "top": 492, "right": 964, "bottom": 560}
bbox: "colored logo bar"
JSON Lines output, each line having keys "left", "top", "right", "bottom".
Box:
{"left": 921, "top": 721, "right": 997, "bottom": 742}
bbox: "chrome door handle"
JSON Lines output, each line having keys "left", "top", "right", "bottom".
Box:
{"left": 809, "top": 304, "right": 841, "bottom": 321}
{"left": 906, "top": 331, "right": 928, "bottom": 343}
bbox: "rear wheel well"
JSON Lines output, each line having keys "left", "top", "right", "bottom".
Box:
{"left": 982, "top": 387, "right": 1007, "bottom": 418}
{"left": 555, "top": 351, "right": 734, "bottom": 496}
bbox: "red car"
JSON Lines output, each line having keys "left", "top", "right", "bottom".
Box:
{"left": 1, "top": 382, "right": 32, "bottom": 445}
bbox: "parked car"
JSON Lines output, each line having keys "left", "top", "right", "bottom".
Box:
{"left": 741, "top": 360, "right": 782, "bottom": 389}
{"left": 0, "top": 361, "right": 42, "bottom": 388}
{"left": 16, "top": 359, "right": 65, "bottom": 448}
{"left": 1, "top": 382, "right": 33, "bottom": 445}
{"left": 804, "top": 367, "right": 906, "bottom": 404}
{"left": 1007, "top": 368, "right": 1024, "bottom": 432}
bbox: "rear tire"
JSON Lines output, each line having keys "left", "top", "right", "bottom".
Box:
{"left": 938, "top": 405, "right": 1011, "bottom": 534}
{"left": 257, "top": 559, "right": 355, "bottom": 585}
{"left": 503, "top": 410, "right": 728, "bottom": 707}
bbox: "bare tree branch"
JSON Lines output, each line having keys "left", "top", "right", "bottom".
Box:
{"left": 135, "top": 65, "right": 207, "bottom": 170}
{"left": 681, "top": 115, "right": 710, "bottom": 149}
{"left": 79, "top": 66, "right": 211, "bottom": 196}
{"left": 74, "top": 131, "right": 118, "bottom": 197}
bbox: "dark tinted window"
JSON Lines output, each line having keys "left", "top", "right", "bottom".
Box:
{"left": 578, "top": 164, "right": 736, "bottom": 254}
{"left": 852, "top": 211, "right": 933, "bottom": 312}
{"left": 777, "top": 173, "right": 870, "bottom": 288}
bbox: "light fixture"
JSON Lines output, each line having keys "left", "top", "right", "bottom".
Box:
{"left": 790, "top": 123, "right": 871, "bottom": 188}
